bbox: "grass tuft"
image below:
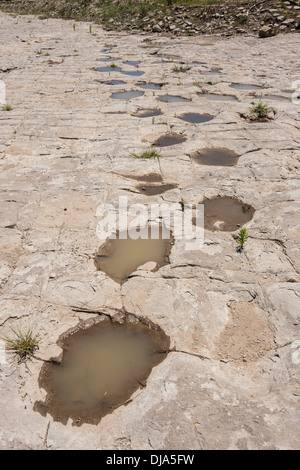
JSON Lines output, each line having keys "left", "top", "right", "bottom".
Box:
{"left": 132, "top": 148, "right": 163, "bottom": 159}
{"left": 2, "top": 104, "right": 12, "bottom": 111}
{"left": 250, "top": 101, "right": 270, "bottom": 119}
{"left": 3, "top": 326, "right": 40, "bottom": 361}
{"left": 173, "top": 64, "right": 191, "bottom": 73}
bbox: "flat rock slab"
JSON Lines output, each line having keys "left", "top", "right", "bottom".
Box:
{"left": 0, "top": 12, "right": 299, "bottom": 450}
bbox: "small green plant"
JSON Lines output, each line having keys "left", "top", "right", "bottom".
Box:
{"left": 152, "top": 117, "right": 155, "bottom": 124}
{"left": 250, "top": 101, "right": 270, "bottom": 119}
{"left": 242, "top": 205, "right": 251, "bottom": 213}
{"left": 237, "top": 227, "right": 248, "bottom": 249}
{"left": 173, "top": 65, "right": 190, "bottom": 73}
{"left": 110, "top": 63, "right": 117, "bottom": 69}
{"left": 3, "top": 326, "right": 39, "bottom": 361}
{"left": 132, "top": 148, "right": 162, "bottom": 159}
{"left": 36, "top": 49, "right": 42, "bottom": 55}
{"left": 89, "top": 25, "right": 92, "bottom": 34}
{"left": 237, "top": 15, "right": 249, "bottom": 24}
{"left": 2, "top": 104, "right": 12, "bottom": 111}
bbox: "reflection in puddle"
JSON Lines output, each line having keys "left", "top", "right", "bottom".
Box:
{"left": 111, "top": 90, "right": 144, "bottom": 101}
{"left": 136, "top": 183, "right": 177, "bottom": 196}
{"left": 191, "top": 148, "right": 239, "bottom": 166}
{"left": 197, "top": 92, "right": 238, "bottom": 102}
{"left": 96, "top": 66, "right": 122, "bottom": 72}
{"left": 102, "top": 80, "right": 126, "bottom": 85}
{"left": 178, "top": 113, "right": 213, "bottom": 124}
{"left": 153, "top": 133, "right": 186, "bottom": 147}
{"left": 34, "top": 316, "right": 169, "bottom": 425}
{"left": 121, "top": 70, "right": 145, "bottom": 77}
{"left": 157, "top": 94, "right": 191, "bottom": 103}
{"left": 203, "top": 196, "right": 255, "bottom": 231}
{"left": 124, "top": 61, "right": 140, "bottom": 66}
{"left": 98, "top": 58, "right": 122, "bottom": 62}
{"left": 94, "top": 225, "right": 172, "bottom": 283}
{"left": 137, "top": 83, "right": 162, "bottom": 90}
{"left": 133, "top": 108, "right": 162, "bottom": 118}
{"left": 230, "top": 83, "right": 262, "bottom": 90}
{"left": 262, "top": 95, "right": 290, "bottom": 102}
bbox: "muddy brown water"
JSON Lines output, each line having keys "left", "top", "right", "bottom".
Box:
{"left": 136, "top": 183, "right": 177, "bottom": 196}
{"left": 153, "top": 133, "right": 186, "bottom": 147}
{"left": 203, "top": 196, "right": 255, "bottom": 231}
{"left": 191, "top": 148, "right": 240, "bottom": 166}
{"left": 34, "top": 316, "right": 170, "bottom": 426}
{"left": 178, "top": 113, "right": 213, "bottom": 124}
{"left": 94, "top": 225, "right": 173, "bottom": 283}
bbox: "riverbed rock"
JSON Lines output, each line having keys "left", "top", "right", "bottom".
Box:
{"left": 0, "top": 10, "right": 299, "bottom": 450}
{"left": 259, "top": 25, "right": 276, "bottom": 38}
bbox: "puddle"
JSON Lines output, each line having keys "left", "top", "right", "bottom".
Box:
{"left": 111, "top": 90, "right": 144, "bottom": 101}
{"left": 121, "top": 70, "right": 145, "bottom": 77}
{"left": 98, "top": 58, "right": 122, "bottom": 62}
{"left": 153, "top": 133, "right": 186, "bottom": 147}
{"left": 191, "top": 148, "right": 239, "bottom": 166}
{"left": 94, "top": 225, "right": 173, "bottom": 283}
{"left": 262, "top": 95, "right": 290, "bottom": 102}
{"left": 197, "top": 93, "right": 238, "bottom": 102}
{"left": 34, "top": 315, "right": 169, "bottom": 426}
{"left": 157, "top": 94, "right": 191, "bottom": 103}
{"left": 96, "top": 66, "right": 122, "bottom": 73}
{"left": 137, "top": 83, "right": 162, "bottom": 90}
{"left": 201, "top": 70, "right": 221, "bottom": 76}
{"left": 203, "top": 196, "right": 255, "bottom": 231}
{"left": 230, "top": 83, "right": 262, "bottom": 90}
{"left": 178, "top": 113, "right": 213, "bottom": 124}
{"left": 133, "top": 108, "right": 162, "bottom": 118}
{"left": 136, "top": 183, "right": 177, "bottom": 196}
{"left": 102, "top": 80, "right": 126, "bottom": 85}
{"left": 124, "top": 61, "right": 140, "bottom": 67}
